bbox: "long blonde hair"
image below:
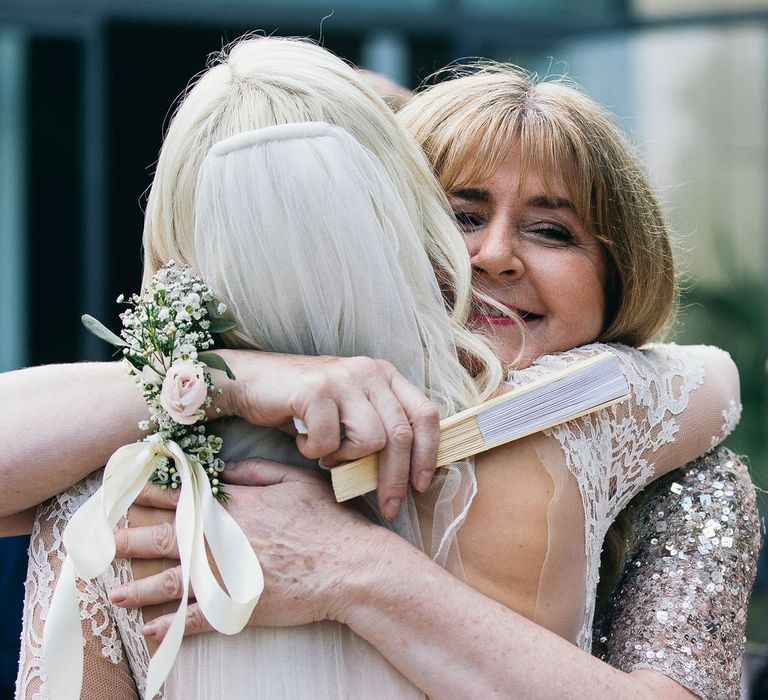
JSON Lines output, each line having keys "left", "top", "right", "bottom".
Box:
{"left": 401, "top": 64, "right": 677, "bottom": 347}
{"left": 141, "top": 37, "right": 503, "bottom": 404}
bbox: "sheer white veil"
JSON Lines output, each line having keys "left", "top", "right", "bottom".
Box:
{"left": 168, "top": 121, "right": 476, "bottom": 698}
{"left": 194, "top": 121, "right": 475, "bottom": 571}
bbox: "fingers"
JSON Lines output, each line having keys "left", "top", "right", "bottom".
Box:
{"left": 367, "top": 387, "right": 415, "bottom": 519}
{"left": 223, "top": 459, "right": 324, "bottom": 487}
{"left": 390, "top": 372, "right": 441, "bottom": 492}
{"left": 142, "top": 603, "right": 214, "bottom": 642}
{"left": 114, "top": 522, "right": 180, "bottom": 560}
{"left": 323, "top": 396, "right": 387, "bottom": 464}
{"left": 110, "top": 565, "right": 188, "bottom": 609}
{"left": 133, "top": 482, "right": 180, "bottom": 509}
{"left": 294, "top": 397, "right": 342, "bottom": 458}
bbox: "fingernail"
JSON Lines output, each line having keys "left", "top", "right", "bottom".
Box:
{"left": 142, "top": 622, "right": 156, "bottom": 638}
{"left": 384, "top": 498, "right": 402, "bottom": 520}
{"left": 110, "top": 587, "right": 126, "bottom": 604}
{"left": 414, "top": 470, "right": 432, "bottom": 492}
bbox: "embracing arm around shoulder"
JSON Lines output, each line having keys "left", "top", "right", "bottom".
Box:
{"left": 0, "top": 350, "right": 441, "bottom": 519}
{"left": 648, "top": 344, "right": 741, "bottom": 473}
{"left": 0, "top": 362, "right": 147, "bottom": 517}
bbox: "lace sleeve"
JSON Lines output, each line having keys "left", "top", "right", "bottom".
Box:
{"left": 592, "top": 448, "right": 761, "bottom": 700}
{"left": 16, "top": 473, "right": 144, "bottom": 700}
{"left": 511, "top": 342, "right": 741, "bottom": 518}
{"left": 506, "top": 342, "right": 743, "bottom": 650}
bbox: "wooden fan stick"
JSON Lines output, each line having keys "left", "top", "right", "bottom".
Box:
{"left": 331, "top": 352, "right": 628, "bottom": 502}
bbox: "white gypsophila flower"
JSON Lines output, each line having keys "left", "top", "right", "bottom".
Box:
{"left": 182, "top": 292, "right": 201, "bottom": 307}
{"left": 97, "top": 261, "right": 231, "bottom": 500}
{"left": 141, "top": 364, "right": 164, "bottom": 385}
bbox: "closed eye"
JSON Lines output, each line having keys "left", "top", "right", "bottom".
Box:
{"left": 527, "top": 223, "right": 574, "bottom": 244}
{"left": 453, "top": 210, "right": 485, "bottom": 231}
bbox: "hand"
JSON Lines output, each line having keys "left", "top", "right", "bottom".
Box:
{"left": 112, "top": 460, "right": 395, "bottom": 640}
{"left": 214, "top": 351, "right": 441, "bottom": 518}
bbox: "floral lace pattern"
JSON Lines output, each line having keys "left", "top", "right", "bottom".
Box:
{"left": 16, "top": 472, "right": 156, "bottom": 699}
{"left": 593, "top": 448, "right": 761, "bottom": 699}
{"left": 506, "top": 343, "right": 739, "bottom": 650}
{"left": 712, "top": 399, "right": 742, "bottom": 449}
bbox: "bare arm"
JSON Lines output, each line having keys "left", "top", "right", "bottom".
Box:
{"left": 0, "top": 362, "right": 147, "bottom": 516}
{"left": 0, "top": 351, "right": 440, "bottom": 519}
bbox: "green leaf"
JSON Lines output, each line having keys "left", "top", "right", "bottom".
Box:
{"left": 81, "top": 314, "right": 129, "bottom": 347}
{"left": 199, "top": 351, "right": 236, "bottom": 380}
{"left": 208, "top": 317, "right": 238, "bottom": 334}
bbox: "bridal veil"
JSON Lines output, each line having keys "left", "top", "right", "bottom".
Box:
{"left": 166, "top": 121, "right": 478, "bottom": 697}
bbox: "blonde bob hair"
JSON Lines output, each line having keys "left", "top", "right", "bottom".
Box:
{"left": 400, "top": 64, "right": 676, "bottom": 347}
{"left": 141, "top": 36, "right": 502, "bottom": 402}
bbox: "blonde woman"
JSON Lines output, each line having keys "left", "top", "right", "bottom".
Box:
{"left": 5, "top": 41, "right": 754, "bottom": 699}
{"left": 16, "top": 37, "right": 505, "bottom": 699}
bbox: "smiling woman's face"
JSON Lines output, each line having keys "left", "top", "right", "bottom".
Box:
{"left": 449, "top": 142, "right": 607, "bottom": 368}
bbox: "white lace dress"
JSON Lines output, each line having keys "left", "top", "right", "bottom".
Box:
{"left": 16, "top": 342, "right": 742, "bottom": 699}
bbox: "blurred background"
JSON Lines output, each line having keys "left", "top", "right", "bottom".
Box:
{"left": 0, "top": 0, "right": 766, "bottom": 696}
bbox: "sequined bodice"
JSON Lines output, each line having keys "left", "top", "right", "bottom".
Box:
{"left": 593, "top": 448, "right": 761, "bottom": 699}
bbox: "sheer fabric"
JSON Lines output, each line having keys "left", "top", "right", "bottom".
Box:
{"left": 19, "top": 123, "right": 474, "bottom": 699}
{"left": 17, "top": 473, "right": 149, "bottom": 700}
{"left": 500, "top": 342, "right": 741, "bottom": 649}
{"left": 194, "top": 123, "right": 476, "bottom": 574}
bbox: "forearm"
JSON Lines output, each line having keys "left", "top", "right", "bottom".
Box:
{"left": 0, "top": 508, "right": 36, "bottom": 536}
{"left": 339, "top": 530, "right": 678, "bottom": 700}
{"left": 0, "top": 362, "right": 148, "bottom": 515}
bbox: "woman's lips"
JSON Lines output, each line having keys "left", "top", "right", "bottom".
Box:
{"left": 469, "top": 307, "right": 543, "bottom": 326}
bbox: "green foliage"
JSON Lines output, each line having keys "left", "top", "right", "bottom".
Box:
{"left": 676, "top": 279, "right": 767, "bottom": 487}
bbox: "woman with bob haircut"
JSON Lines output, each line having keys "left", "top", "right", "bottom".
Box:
{"left": 4, "top": 38, "right": 757, "bottom": 700}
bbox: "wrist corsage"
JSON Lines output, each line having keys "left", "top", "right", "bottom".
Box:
{"left": 82, "top": 261, "right": 236, "bottom": 500}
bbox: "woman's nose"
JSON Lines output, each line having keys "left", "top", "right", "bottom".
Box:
{"left": 469, "top": 226, "right": 524, "bottom": 280}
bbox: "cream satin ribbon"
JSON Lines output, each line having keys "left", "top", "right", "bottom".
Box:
{"left": 42, "top": 436, "right": 264, "bottom": 700}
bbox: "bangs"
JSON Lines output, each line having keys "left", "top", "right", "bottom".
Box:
{"left": 436, "top": 107, "right": 521, "bottom": 192}
{"left": 517, "top": 116, "right": 594, "bottom": 231}
{"left": 436, "top": 100, "right": 595, "bottom": 234}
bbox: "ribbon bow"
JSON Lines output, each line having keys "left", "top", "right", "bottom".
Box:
{"left": 42, "top": 437, "right": 264, "bottom": 699}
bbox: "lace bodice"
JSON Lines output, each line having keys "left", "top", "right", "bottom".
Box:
{"left": 593, "top": 447, "right": 761, "bottom": 699}
{"left": 16, "top": 472, "right": 154, "bottom": 700}
{"left": 504, "top": 342, "right": 740, "bottom": 649}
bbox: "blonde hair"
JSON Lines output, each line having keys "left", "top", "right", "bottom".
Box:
{"left": 355, "top": 69, "right": 413, "bottom": 111}
{"left": 142, "top": 36, "right": 503, "bottom": 402}
{"left": 400, "top": 64, "right": 677, "bottom": 347}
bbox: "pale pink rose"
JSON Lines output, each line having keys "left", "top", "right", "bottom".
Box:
{"left": 160, "top": 360, "right": 208, "bottom": 424}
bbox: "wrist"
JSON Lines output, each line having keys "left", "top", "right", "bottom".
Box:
{"left": 328, "top": 524, "right": 421, "bottom": 627}
{"left": 205, "top": 349, "right": 240, "bottom": 419}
